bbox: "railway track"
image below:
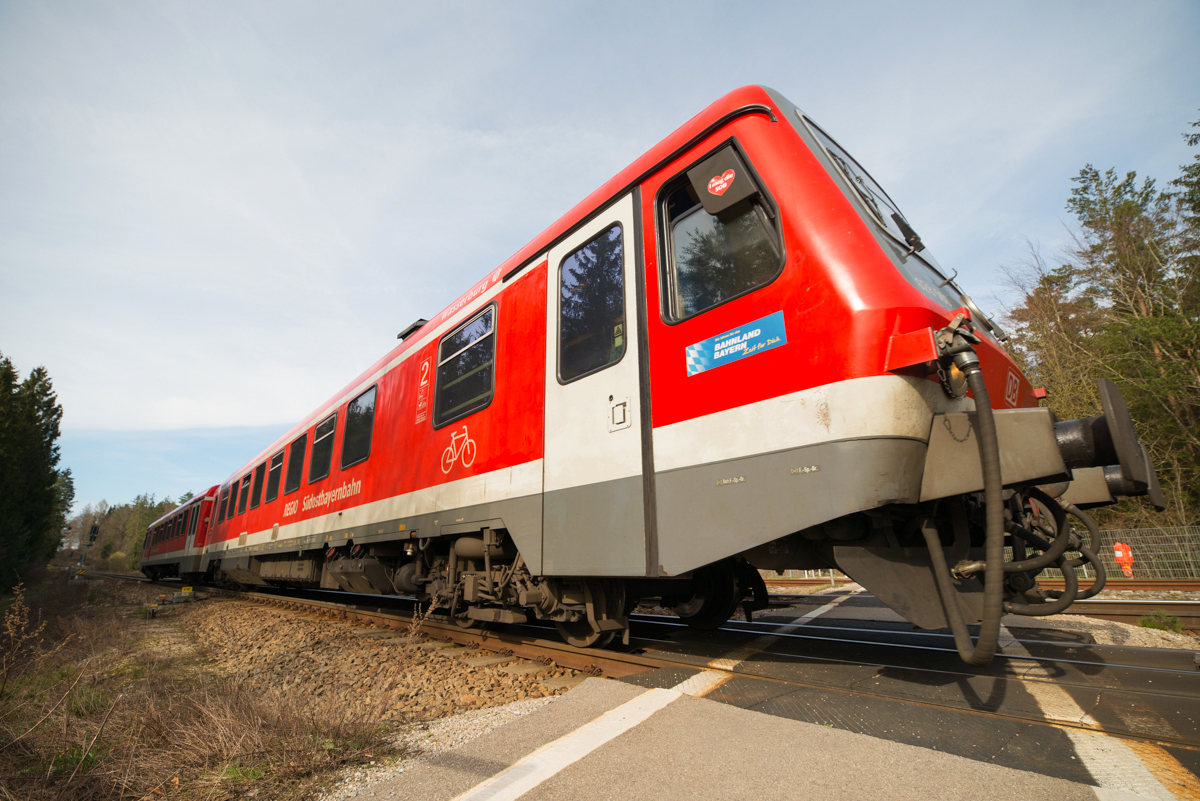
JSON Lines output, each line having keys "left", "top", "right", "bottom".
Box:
{"left": 89, "top": 572, "right": 1200, "bottom": 754}
{"left": 765, "top": 577, "right": 1200, "bottom": 592}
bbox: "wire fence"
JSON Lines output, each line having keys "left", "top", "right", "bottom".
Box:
{"left": 1038, "top": 527, "right": 1200, "bottom": 581}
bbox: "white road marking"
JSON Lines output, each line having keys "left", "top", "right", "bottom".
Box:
{"left": 999, "top": 626, "right": 1177, "bottom": 800}
{"left": 449, "top": 688, "right": 680, "bottom": 801}
{"left": 707, "top": 593, "right": 855, "bottom": 670}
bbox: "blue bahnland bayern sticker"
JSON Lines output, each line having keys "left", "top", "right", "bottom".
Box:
{"left": 685, "top": 311, "right": 787, "bottom": 377}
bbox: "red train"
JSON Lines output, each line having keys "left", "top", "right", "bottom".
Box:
{"left": 142, "top": 86, "right": 1162, "bottom": 665}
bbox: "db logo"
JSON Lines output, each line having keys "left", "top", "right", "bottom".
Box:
{"left": 1004, "top": 369, "right": 1020, "bottom": 407}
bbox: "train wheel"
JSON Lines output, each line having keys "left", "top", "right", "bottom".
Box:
{"left": 675, "top": 560, "right": 739, "bottom": 630}
{"left": 555, "top": 617, "right": 615, "bottom": 648}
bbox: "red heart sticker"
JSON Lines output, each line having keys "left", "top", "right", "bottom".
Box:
{"left": 707, "top": 169, "right": 735, "bottom": 196}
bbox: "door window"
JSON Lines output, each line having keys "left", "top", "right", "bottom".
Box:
{"left": 558, "top": 224, "right": 626, "bottom": 382}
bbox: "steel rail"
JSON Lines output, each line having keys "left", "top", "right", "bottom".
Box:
{"left": 87, "top": 572, "right": 1200, "bottom": 748}
{"left": 228, "top": 586, "right": 1200, "bottom": 749}
{"left": 766, "top": 592, "right": 1200, "bottom": 631}
{"left": 215, "top": 588, "right": 675, "bottom": 678}
{"left": 765, "top": 577, "right": 1200, "bottom": 592}
{"left": 628, "top": 613, "right": 1198, "bottom": 677}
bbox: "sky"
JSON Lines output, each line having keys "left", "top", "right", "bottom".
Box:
{"left": 1, "top": 1, "right": 1198, "bottom": 512}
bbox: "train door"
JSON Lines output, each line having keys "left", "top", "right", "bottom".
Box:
{"left": 638, "top": 128, "right": 796, "bottom": 576}
{"left": 542, "top": 192, "right": 648, "bottom": 576}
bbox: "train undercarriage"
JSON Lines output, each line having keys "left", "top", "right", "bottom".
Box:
{"left": 170, "top": 479, "right": 1111, "bottom": 654}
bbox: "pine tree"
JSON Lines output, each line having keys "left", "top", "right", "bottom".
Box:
{"left": 1004, "top": 117, "right": 1200, "bottom": 526}
{"left": 0, "top": 352, "right": 70, "bottom": 589}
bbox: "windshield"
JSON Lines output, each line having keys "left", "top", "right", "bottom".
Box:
{"left": 804, "top": 118, "right": 917, "bottom": 249}
{"left": 796, "top": 111, "right": 1006, "bottom": 341}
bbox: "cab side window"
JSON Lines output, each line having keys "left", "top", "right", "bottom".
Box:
{"left": 660, "top": 143, "right": 782, "bottom": 321}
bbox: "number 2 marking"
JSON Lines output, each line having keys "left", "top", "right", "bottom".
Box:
{"left": 420, "top": 360, "right": 430, "bottom": 386}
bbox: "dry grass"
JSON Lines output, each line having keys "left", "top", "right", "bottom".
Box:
{"left": 0, "top": 572, "right": 400, "bottom": 800}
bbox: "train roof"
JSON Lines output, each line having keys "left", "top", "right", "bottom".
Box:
{"left": 220, "top": 84, "right": 783, "bottom": 485}
{"left": 148, "top": 484, "right": 219, "bottom": 529}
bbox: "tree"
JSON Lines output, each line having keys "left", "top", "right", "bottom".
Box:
{"left": 0, "top": 352, "right": 70, "bottom": 588}
{"left": 1002, "top": 117, "right": 1200, "bottom": 526}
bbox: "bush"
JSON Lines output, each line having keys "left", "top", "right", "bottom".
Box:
{"left": 0, "top": 575, "right": 398, "bottom": 799}
{"left": 106, "top": 551, "right": 126, "bottom": 571}
{"left": 1139, "top": 610, "right": 1184, "bottom": 634}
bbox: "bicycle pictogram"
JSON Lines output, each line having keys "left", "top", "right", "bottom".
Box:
{"left": 441, "top": 425, "right": 477, "bottom": 473}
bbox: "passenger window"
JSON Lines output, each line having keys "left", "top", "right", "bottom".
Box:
{"left": 218, "top": 486, "right": 230, "bottom": 522}
{"left": 236, "top": 474, "right": 251, "bottom": 515}
{"left": 434, "top": 306, "right": 495, "bottom": 427}
{"left": 250, "top": 461, "right": 267, "bottom": 509}
{"left": 309, "top": 414, "right": 337, "bottom": 484}
{"left": 284, "top": 435, "right": 307, "bottom": 495}
{"left": 188, "top": 506, "right": 200, "bottom": 537}
{"left": 265, "top": 450, "right": 284, "bottom": 503}
{"left": 661, "top": 145, "right": 781, "bottom": 321}
{"left": 341, "top": 386, "right": 376, "bottom": 469}
{"left": 559, "top": 224, "right": 625, "bottom": 382}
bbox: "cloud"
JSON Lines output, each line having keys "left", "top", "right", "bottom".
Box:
{"left": 1, "top": 1, "right": 1197, "bottom": 508}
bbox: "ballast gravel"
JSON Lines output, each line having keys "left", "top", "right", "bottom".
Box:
{"left": 174, "top": 599, "right": 579, "bottom": 721}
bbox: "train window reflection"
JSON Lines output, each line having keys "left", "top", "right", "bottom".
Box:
{"left": 236, "top": 473, "right": 252, "bottom": 515}
{"left": 434, "top": 306, "right": 495, "bottom": 427}
{"left": 218, "top": 485, "right": 230, "bottom": 522}
{"left": 341, "top": 386, "right": 376, "bottom": 469}
{"left": 559, "top": 224, "right": 625, "bottom": 382}
{"left": 188, "top": 505, "right": 200, "bottom": 538}
{"left": 250, "top": 462, "right": 267, "bottom": 509}
{"left": 309, "top": 414, "right": 337, "bottom": 484}
{"left": 227, "top": 480, "right": 240, "bottom": 518}
{"left": 284, "top": 435, "right": 307, "bottom": 495}
{"left": 265, "top": 450, "right": 284, "bottom": 503}
{"left": 664, "top": 181, "right": 780, "bottom": 320}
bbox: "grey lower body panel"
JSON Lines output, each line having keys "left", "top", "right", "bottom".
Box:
{"left": 542, "top": 475, "right": 646, "bottom": 576}
{"left": 655, "top": 437, "right": 926, "bottom": 576}
{"left": 198, "top": 493, "right": 543, "bottom": 574}
{"left": 193, "top": 438, "right": 927, "bottom": 583}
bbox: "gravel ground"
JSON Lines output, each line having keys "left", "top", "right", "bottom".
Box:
{"left": 316, "top": 696, "right": 560, "bottom": 801}
{"left": 174, "top": 599, "right": 579, "bottom": 722}
{"left": 1010, "top": 613, "right": 1200, "bottom": 649}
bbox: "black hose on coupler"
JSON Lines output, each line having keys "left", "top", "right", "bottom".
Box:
{"left": 924, "top": 323, "right": 1006, "bottom": 667}
{"left": 962, "top": 365, "right": 1005, "bottom": 664}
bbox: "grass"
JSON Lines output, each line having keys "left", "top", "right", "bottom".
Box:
{"left": 0, "top": 571, "right": 402, "bottom": 800}
{"left": 1139, "top": 610, "right": 1185, "bottom": 633}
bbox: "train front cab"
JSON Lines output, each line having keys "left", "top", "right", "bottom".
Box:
{"left": 534, "top": 86, "right": 1162, "bottom": 661}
